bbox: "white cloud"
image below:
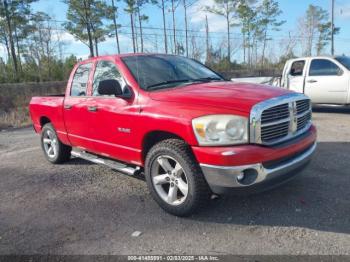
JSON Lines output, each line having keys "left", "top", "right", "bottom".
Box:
{"left": 103, "top": 34, "right": 130, "bottom": 45}
{"left": 143, "top": 40, "right": 157, "bottom": 51}
{"left": 99, "top": 34, "right": 134, "bottom": 55}
{"left": 338, "top": 5, "right": 350, "bottom": 19}
{"left": 52, "top": 30, "right": 78, "bottom": 44}
{"left": 76, "top": 54, "right": 90, "bottom": 60}
{"left": 188, "top": 0, "right": 233, "bottom": 33}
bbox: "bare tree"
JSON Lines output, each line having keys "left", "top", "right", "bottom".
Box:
{"left": 2, "top": 0, "right": 19, "bottom": 77}
{"left": 259, "top": 0, "right": 285, "bottom": 67}
{"left": 170, "top": 0, "right": 178, "bottom": 54}
{"left": 280, "top": 31, "right": 297, "bottom": 57}
{"left": 183, "top": 0, "right": 188, "bottom": 57}
{"left": 237, "top": 0, "right": 257, "bottom": 68}
{"left": 155, "top": 0, "right": 168, "bottom": 53}
{"left": 124, "top": 0, "right": 137, "bottom": 53}
{"left": 135, "top": 0, "right": 152, "bottom": 52}
{"left": 205, "top": 0, "right": 239, "bottom": 62}
{"left": 205, "top": 15, "right": 211, "bottom": 63}
{"left": 298, "top": 5, "right": 338, "bottom": 56}
{"left": 109, "top": 0, "right": 121, "bottom": 53}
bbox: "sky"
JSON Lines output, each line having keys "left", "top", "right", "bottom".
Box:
{"left": 3, "top": 0, "right": 350, "bottom": 62}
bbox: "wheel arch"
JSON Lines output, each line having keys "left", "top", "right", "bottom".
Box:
{"left": 39, "top": 116, "right": 51, "bottom": 128}
{"left": 141, "top": 130, "right": 188, "bottom": 163}
{"left": 39, "top": 116, "right": 72, "bottom": 146}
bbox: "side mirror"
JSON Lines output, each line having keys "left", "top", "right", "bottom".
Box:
{"left": 98, "top": 79, "right": 122, "bottom": 96}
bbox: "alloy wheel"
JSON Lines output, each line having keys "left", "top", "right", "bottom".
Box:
{"left": 151, "top": 155, "right": 189, "bottom": 206}
{"left": 43, "top": 129, "right": 58, "bottom": 159}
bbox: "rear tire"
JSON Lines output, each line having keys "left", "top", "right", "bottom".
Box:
{"left": 145, "top": 139, "right": 211, "bottom": 216}
{"left": 41, "top": 123, "right": 71, "bottom": 164}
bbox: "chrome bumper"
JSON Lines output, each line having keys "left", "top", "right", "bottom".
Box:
{"left": 200, "top": 142, "right": 317, "bottom": 194}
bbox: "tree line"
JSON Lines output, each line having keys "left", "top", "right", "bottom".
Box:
{"left": 0, "top": 0, "right": 340, "bottom": 83}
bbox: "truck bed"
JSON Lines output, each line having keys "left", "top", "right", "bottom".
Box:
{"left": 29, "top": 96, "right": 68, "bottom": 143}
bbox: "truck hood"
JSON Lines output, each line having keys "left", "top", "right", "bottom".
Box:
{"left": 149, "top": 81, "right": 292, "bottom": 113}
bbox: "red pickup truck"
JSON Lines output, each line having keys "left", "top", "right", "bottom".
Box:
{"left": 29, "top": 54, "right": 317, "bottom": 216}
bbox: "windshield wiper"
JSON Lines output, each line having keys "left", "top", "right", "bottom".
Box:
{"left": 146, "top": 77, "right": 223, "bottom": 90}
{"left": 146, "top": 79, "right": 192, "bottom": 90}
{"left": 192, "top": 77, "right": 223, "bottom": 82}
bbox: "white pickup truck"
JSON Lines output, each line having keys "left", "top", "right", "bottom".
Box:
{"left": 281, "top": 56, "right": 350, "bottom": 105}
{"left": 232, "top": 56, "right": 350, "bottom": 105}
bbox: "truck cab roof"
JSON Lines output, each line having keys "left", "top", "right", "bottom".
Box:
{"left": 286, "top": 55, "right": 349, "bottom": 63}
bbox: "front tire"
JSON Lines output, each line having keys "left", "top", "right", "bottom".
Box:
{"left": 41, "top": 123, "right": 71, "bottom": 164}
{"left": 145, "top": 139, "right": 211, "bottom": 216}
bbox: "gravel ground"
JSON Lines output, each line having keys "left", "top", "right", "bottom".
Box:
{"left": 0, "top": 105, "right": 349, "bottom": 255}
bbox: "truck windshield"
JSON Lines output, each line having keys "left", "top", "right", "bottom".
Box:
{"left": 335, "top": 56, "right": 350, "bottom": 70}
{"left": 121, "top": 55, "right": 223, "bottom": 90}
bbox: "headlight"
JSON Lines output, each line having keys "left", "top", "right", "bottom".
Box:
{"left": 192, "top": 115, "right": 248, "bottom": 146}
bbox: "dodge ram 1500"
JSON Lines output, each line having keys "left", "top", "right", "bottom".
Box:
{"left": 29, "top": 54, "right": 317, "bottom": 216}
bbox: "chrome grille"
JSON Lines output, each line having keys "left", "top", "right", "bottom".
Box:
{"left": 261, "top": 121, "right": 289, "bottom": 141}
{"left": 296, "top": 100, "right": 310, "bottom": 114}
{"left": 297, "top": 111, "right": 312, "bottom": 131}
{"left": 261, "top": 103, "right": 289, "bottom": 123}
{"left": 250, "top": 94, "right": 312, "bottom": 145}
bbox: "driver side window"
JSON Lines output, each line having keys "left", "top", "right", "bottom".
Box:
{"left": 92, "top": 60, "right": 130, "bottom": 96}
{"left": 290, "top": 60, "right": 305, "bottom": 76}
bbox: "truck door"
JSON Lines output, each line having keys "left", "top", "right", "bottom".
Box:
{"left": 88, "top": 60, "right": 139, "bottom": 163}
{"left": 286, "top": 60, "right": 306, "bottom": 93}
{"left": 63, "top": 62, "right": 95, "bottom": 151}
{"left": 304, "top": 58, "right": 348, "bottom": 104}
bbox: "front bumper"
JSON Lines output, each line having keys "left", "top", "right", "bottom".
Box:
{"left": 193, "top": 125, "right": 317, "bottom": 194}
{"left": 200, "top": 142, "right": 316, "bottom": 194}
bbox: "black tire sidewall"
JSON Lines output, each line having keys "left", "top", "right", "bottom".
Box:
{"left": 145, "top": 141, "right": 206, "bottom": 216}
{"left": 40, "top": 124, "right": 62, "bottom": 163}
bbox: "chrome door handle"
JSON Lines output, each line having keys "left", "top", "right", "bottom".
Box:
{"left": 64, "top": 104, "right": 72, "bottom": 110}
{"left": 307, "top": 79, "right": 317, "bottom": 83}
{"left": 87, "top": 106, "right": 98, "bottom": 112}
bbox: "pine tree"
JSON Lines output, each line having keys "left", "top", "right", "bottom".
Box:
{"left": 63, "top": 0, "right": 109, "bottom": 57}
{"left": 259, "top": 0, "right": 285, "bottom": 67}
{"left": 205, "top": 0, "right": 239, "bottom": 63}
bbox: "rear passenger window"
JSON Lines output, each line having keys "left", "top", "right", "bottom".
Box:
{"left": 309, "top": 59, "right": 342, "bottom": 76}
{"left": 290, "top": 61, "right": 305, "bottom": 76}
{"left": 70, "top": 63, "right": 92, "bottom": 96}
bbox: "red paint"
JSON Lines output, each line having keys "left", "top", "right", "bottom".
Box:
{"left": 192, "top": 125, "right": 317, "bottom": 166}
{"left": 29, "top": 54, "right": 317, "bottom": 167}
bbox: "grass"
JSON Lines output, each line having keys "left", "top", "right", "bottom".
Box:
{"left": 0, "top": 107, "right": 32, "bottom": 130}
{"left": 0, "top": 81, "right": 66, "bottom": 130}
